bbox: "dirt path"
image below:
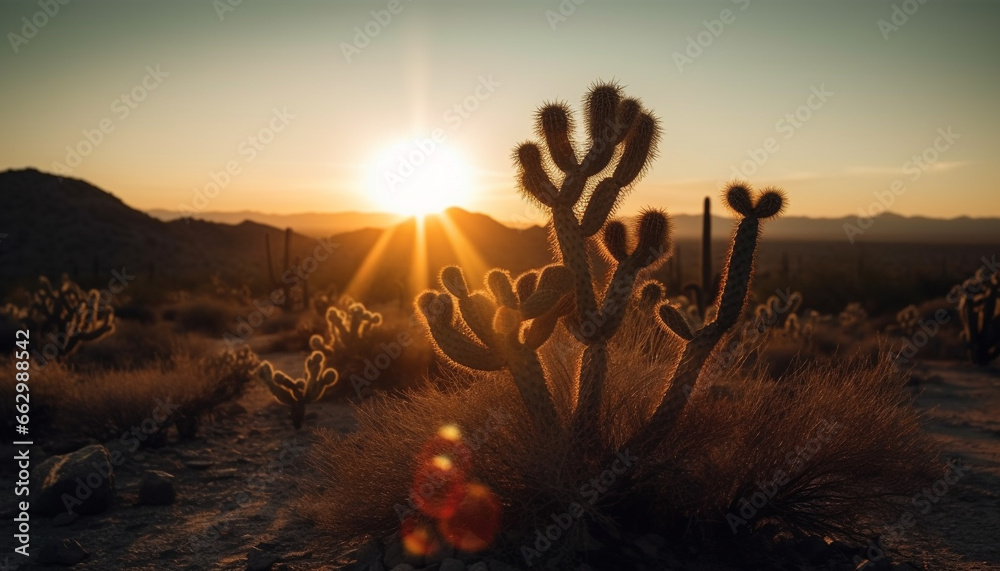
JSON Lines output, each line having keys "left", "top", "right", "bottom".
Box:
{"left": 2, "top": 358, "right": 999, "bottom": 570}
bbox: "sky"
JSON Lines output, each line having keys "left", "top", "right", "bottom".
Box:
{"left": 2, "top": 0, "right": 998, "bottom": 224}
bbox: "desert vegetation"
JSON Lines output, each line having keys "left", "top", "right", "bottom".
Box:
{"left": 1, "top": 82, "right": 995, "bottom": 571}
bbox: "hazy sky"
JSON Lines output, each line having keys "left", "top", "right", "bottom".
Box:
{"left": 2, "top": 0, "right": 998, "bottom": 223}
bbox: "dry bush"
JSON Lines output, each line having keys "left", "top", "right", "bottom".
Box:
{"left": 66, "top": 319, "right": 198, "bottom": 372}
{"left": 9, "top": 346, "right": 258, "bottom": 444}
{"left": 161, "top": 294, "right": 245, "bottom": 336}
{"left": 302, "top": 315, "right": 940, "bottom": 563}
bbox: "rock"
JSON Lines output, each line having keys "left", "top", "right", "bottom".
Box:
{"left": 247, "top": 547, "right": 279, "bottom": 571}
{"left": 440, "top": 558, "right": 466, "bottom": 571}
{"left": 31, "top": 445, "right": 115, "bottom": 516}
{"left": 389, "top": 565, "right": 415, "bottom": 571}
{"left": 467, "top": 563, "right": 489, "bottom": 571}
{"left": 139, "top": 470, "right": 176, "bottom": 505}
{"left": 38, "top": 538, "right": 89, "bottom": 565}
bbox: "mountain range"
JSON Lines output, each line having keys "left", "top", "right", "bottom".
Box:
{"left": 1, "top": 168, "right": 997, "bottom": 302}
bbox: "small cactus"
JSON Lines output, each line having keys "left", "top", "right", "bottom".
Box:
{"left": 256, "top": 351, "right": 340, "bottom": 429}
{"left": 9, "top": 275, "right": 115, "bottom": 360}
{"left": 309, "top": 299, "right": 382, "bottom": 359}
{"left": 953, "top": 267, "right": 1000, "bottom": 365}
{"left": 896, "top": 305, "right": 919, "bottom": 336}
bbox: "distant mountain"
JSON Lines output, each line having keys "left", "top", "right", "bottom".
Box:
{"left": 146, "top": 208, "right": 405, "bottom": 237}
{"left": 2, "top": 168, "right": 996, "bottom": 303}
{"left": 665, "top": 212, "right": 1000, "bottom": 244}
{"left": 151, "top": 207, "right": 1000, "bottom": 244}
{"left": 0, "top": 169, "right": 552, "bottom": 302}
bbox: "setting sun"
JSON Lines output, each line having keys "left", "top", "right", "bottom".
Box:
{"left": 367, "top": 140, "right": 472, "bottom": 216}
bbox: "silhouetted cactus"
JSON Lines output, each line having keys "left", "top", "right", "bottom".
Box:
{"left": 256, "top": 351, "right": 339, "bottom": 429}
{"left": 953, "top": 267, "right": 1000, "bottom": 365}
{"left": 10, "top": 275, "right": 115, "bottom": 359}
{"left": 265, "top": 227, "right": 309, "bottom": 311}
{"left": 896, "top": 304, "right": 919, "bottom": 336}
{"left": 310, "top": 299, "right": 383, "bottom": 359}
{"left": 418, "top": 83, "right": 786, "bottom": 444}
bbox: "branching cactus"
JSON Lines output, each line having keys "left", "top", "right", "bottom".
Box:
{"left": 310, "top": 300, "right": 383, "bottom": 359}
{"left": 256, "top": 351, "right": 339, "bottom": 429}
{"left": 16, "top": 275, "right": 115, "bottom": 358}
{"left": 418, "top": 264, "right": 575, "bottom": 435}
{"left": 418, "top": 83, "right": 785, "bottom": 450}
{"left": 954, "top": 267, "right": 1000, "bottom": 365}
{"left": 643, "top": 183, "right": 785, "bottom": 436}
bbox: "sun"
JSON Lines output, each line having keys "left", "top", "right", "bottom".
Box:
{"left": 367, "top": 140, "right": 472, "bottom": 216}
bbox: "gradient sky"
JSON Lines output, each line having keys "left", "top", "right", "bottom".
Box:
{"left": 2, "top": 0, "right": 998, "bottom": 224}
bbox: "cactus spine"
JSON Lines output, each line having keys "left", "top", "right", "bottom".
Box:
{"left": 256, "top": 351, "right": 339, "bottom": 429}
{"left": 8, "top": 275, "right": 116, "bottom": 359}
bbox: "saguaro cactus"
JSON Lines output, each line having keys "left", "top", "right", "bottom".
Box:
{"left": 265, "top": 227, "right": 309, "bottom": 310}
{"left": 256, "top": 351, "right": 339, "bottom": 429}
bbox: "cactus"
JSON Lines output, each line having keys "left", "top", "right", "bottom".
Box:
{"left": 896, "top": 304, "right": 919, "bottom": 336}
{"left": 10, "top": 275, "right": 115, "bottom": 359}
{"left": 256, "top": 351, "right": 339, "bottom": 429}
{"left": 953, "top": 267, "right": 1000, "bottom": 365}
{"left": 754, "top": 291, "right": 803, "bottom": 331}
{"left": 838, "top": 302, "right": 867, "bottom": 330}
{"left": 417, "top": 83, "right": 785, "bottom": 446}
{"left": 418, "top": 264, "right": 574, "bottom": 435}
{"left": 644, "top": 183, "right": 785, "bottom": 436}
{"left": 309, "top": 299, "right": 383, "bottom": 359}
{"left": 265, "top": 227, "right": 309, "bottom": 311}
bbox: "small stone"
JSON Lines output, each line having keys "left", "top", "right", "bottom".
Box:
{"left": 467, "top": 563, "right": 489, "bottom": 571}
{"left": 247, "top": 548, "right": 279, "bottom": 571}
{"left": 184, "top": 460, "right": 214, "bottom": 470}
{"left": 389, "top": 565, "right": 415, "bottom": 571}
{"left": 38, "top": 538, "right": 89, "bottom": 565}
{"left": 139, "top": 470, "right": 176, "bottom": 506}
{"left": 440, "top": 558, "right": 466, "bottom": 571}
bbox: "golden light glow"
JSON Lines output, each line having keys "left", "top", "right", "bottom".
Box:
{"left": 367, "top": 140, "right": 472, "bottom": 216}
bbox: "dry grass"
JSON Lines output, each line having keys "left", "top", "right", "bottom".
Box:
{"left": 2, "top": 345, "right": 258, "bottom": 443}
{"left": 301, "top": 309, "right": 941, "bottom": 564}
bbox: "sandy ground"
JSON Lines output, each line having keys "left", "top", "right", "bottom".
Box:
{"left": 1, "top": 357, "right": 998, "bottom": 570}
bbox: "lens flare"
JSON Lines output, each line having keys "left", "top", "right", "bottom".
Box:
{"left": 438, "top": 483, "right": 502, "bottom": 552}
{"left": 412, "top": 452, "right": 467, "bottom": 519}
{"left": 401, "top": 515, "right": 441, "bottom": 557}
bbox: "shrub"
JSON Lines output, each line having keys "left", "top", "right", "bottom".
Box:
{"left": 301, "top": 83, "right": 941, "bottom": 567}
